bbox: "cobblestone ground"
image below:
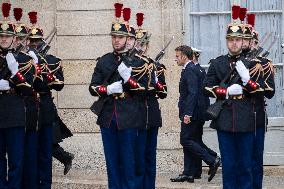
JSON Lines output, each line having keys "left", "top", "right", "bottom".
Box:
{"left": 53, "top": 167, "right": 284, "bottom": 189}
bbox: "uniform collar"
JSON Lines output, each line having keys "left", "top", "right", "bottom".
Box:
{"left": 227, "top": 52, "right": 241, "bottom": 59}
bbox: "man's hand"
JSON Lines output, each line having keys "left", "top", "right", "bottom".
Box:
{"left": 235, "top": 60, "right": 250, "bottom": 85}
{"left": 0, "top": 79, "right": 10, "bottom": 90}
{"left": 118, "top": 62, "right": 132, "bottom": 83}
{"left": 28, "top": 51, "right": 39, "bottom": 64}
{"left": 107, "top": 80, "right": 123, "bottom": 95}
{"left": 183, "top": 115, "right": 191, "bottom": 124}
{"left": 227, "top": 84, "right": 243, "bottom": 96}
{"left": 6, "top": 52, "right": 19, "bottom": 77}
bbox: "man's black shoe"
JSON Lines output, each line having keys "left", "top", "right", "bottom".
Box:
{"left": 208, "top": 157, "right": 221, "bottom": 182}
{"left": 208, "top": 156, "right": 220, "bottom": 175}
{"left": 170, "top": 174, "right": 194, "bottom": 183}
{"left": 63, "top": 153, "right": 75, "bottom": 175}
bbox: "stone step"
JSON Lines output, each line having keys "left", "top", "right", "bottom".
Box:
{"left": 52, "top": 167, "right": 284, "bottom": 189}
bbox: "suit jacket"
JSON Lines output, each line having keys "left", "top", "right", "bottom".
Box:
{"left": 178, "top": 62, "right": 209, "bottom": 121}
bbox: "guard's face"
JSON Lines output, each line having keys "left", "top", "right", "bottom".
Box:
{"left": 227, "top": 37, "right": 243, "bottom": 55}
{"left": 29, "top": 38, "right": 42, "bottom": 49}
{"left": 175, "top": 51, "right": 187, "bottom": 66}
{"left": 0, "top": 35, "right": 14, "bottom": 49}
{"left": 14, "top": 36, "right": 29, "bottom": 48}
{"left": 126, "top": 37, "right": 136, "bottom": 50}
{"left": 141, "top": 43, "right": 149, "bottom": 55}
{"left": 111, "top": 35, "right": 127, "bottom": 52}
{"left": 242, "top": 38, "right": 251, "bottom": 50}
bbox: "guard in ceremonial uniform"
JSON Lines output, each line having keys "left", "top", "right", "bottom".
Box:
{"left": 27, "top": 11, "right": 64, "bottom": 188}
{"left": 171, "top": 46, "right": 219, "bottom": 183}
{"left": 12, "top": 7, "right": 41, "bottom": 189}
{"left": 131, "top": 13, "right": 167, "bottom": 189}
{"left": 240, "top": 10, "right": 275, "bottom": 189}
{"left": 89, "top": 4, "right": 146, "bottom": 189}
{"left": 0, "top": 3, "right": 33, "bottom": 188}
{"left": 203, "top": 5, "right": 260, "bottom": 189}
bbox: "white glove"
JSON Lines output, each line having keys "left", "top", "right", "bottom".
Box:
{"left": 28, "top": 51, "right": 38, "bottom": 64}
{"left": 235, "top": 60, "right": 250, "bottom": 85}
{"left": 0, "top": 79, "right": 10, "bottom": 90}
{"left": 118, "top": 62, "right": 132, "bottom": 83}
{"left": 107, "top": 80, "right": 123, "bottom": 95}
{"left": 6, "top": 53, "right": 19, "bottom": 77}
{"left": 227, "top": 84, "right": 243, "bottom": 96}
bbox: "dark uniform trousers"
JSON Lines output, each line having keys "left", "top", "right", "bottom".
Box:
{"left": 0, "top": 127, "right": 25, "bottom": 189}
{"left": 252, "top": 127, "right": 265, "bottom": 189}
{"left": 22, "top": 97, "right": 40, "bottom": 189}
{"left": 180, "top": 121, "right": 217, "bottom": 176}
{"left": 38, "top": 124, "right": 53, "bottom": 189}
{"left": 100, "top": 114, "right": 137, "bottom": 189}
{"left": 135, "top": 92, "right": 162, "bottom": 189}
{"left": 217, "top": 131, "right": 254, "bottom": 189}
{"left": 38, "top": 95, "right": 57, "bottom": 189}
{"left": 135, "top": 127, "right": 159, "bottom": 189}
{"left": 23, "top": 130, "right": 38, "bottom": 189}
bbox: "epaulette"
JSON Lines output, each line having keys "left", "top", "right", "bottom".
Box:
{"left": 135, "top": 54, "right": 149, "bottom": 63}
{"left": 251, "top": 58, "right": 262, "bottom": 63}
{"left": 45, "top": 55, "right": 62, "bottom": 73}
{"left": 45, "top": 54, "right": 61, "bottom": 65}
{"left": 208, "top": 57, "right": 218, "bottom": 64}
{"left": 100, "top": 52, "right": 113, "bottom": 59}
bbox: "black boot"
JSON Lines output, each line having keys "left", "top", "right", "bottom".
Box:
{"left": 53, "top": 144, "right": 75, "bottom": 175}
{"left": 208, "top": 156, "right": 221, "bottom": 182}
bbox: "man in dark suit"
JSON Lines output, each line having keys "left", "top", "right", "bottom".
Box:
{"left": 170, "top": 45, "right": 220, "bottom": 183}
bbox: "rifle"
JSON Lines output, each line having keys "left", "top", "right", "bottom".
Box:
{"left": 154, "top": 36, "right": 174, "bottom": 63}
{"left": 260, "top": 35, "right": 278, "bottom": 58}
{"left": 36, "top": 28, "right": 56, "bottom": 52}
{"left": 248, "top": 32, "right": 272, "bottom": 59}
{"left": 14, "top": 30, "right": 33, "bottom": 55}
{"left": 38, "top": 28, "right": 57, "bottom": 56}
{"left": 251, "top": 32, "right": 272, "bottom": 58}
{"left": 128, "top": 32, "right": 151, "bottom": 58}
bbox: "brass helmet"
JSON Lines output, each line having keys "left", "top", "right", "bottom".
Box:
{"left": 226, "top": 5, "right": 243, "bottom": 39}
{"left": 135, "top": 13, "right": 149, "bottom": 42}
{"left": 28, "top": 11, "right": 44, "bottom": 39}
{"left": 0, "top": 3, "right": 15, "bottom": 36}
{"left": 110, "top": 3, "right": 129, "bottom": 36}
{"left": 13, "top": 8, "right": 29, "bottom": 37}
